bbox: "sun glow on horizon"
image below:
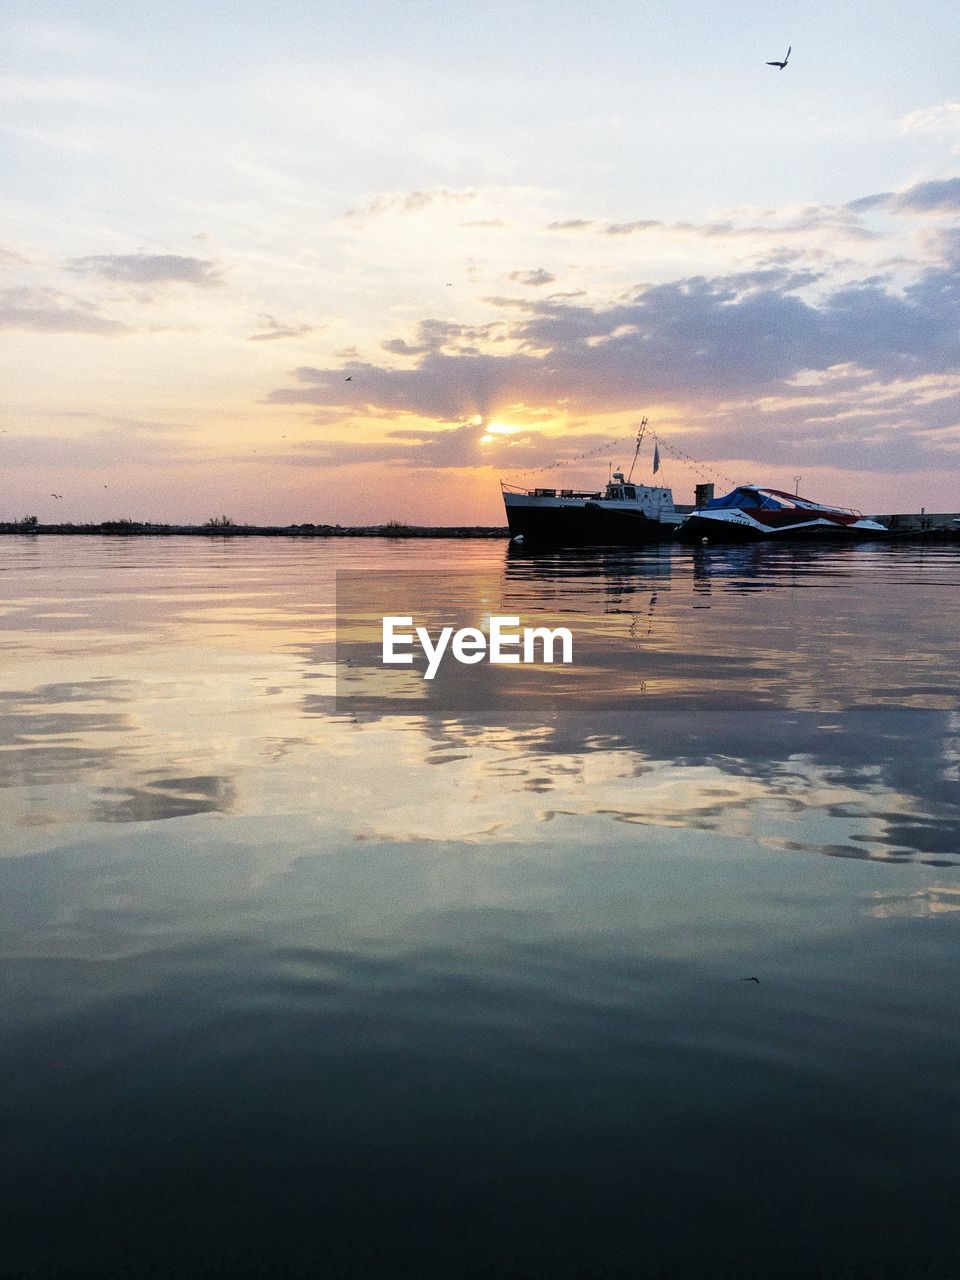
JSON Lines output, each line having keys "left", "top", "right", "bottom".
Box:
{"left": 480, "top": 421, "right": 523, "bottom": 443}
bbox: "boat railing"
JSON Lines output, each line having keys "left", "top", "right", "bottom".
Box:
{"left": 500, "top": 481, "right": 603, "bottom": 499}
{"left": 792, "top": 498, "right": 865, "bottom": 518}
{"left": 764, "top": 490, "right": 865, "bottom": 519}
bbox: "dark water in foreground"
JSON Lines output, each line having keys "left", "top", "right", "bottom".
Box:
{"left": 1, "top": 537, "right": 959, "bottom": 1279}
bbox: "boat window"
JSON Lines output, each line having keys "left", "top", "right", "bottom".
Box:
{"left": 609, "top": 487, "right": 622, "bottom": 500}
{"left": 623, "top": 486, "right": 636, "bottom": 499}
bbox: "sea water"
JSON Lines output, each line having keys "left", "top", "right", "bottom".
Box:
{"left": 1, "top": 536, "right": 958, "bottom": 1278}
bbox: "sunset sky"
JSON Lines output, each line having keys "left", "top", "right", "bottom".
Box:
{"left": 2, "top": 0, "right": 959, "bottom": 525}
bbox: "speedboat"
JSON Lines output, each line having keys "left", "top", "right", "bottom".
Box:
{"left": 676, "top": 485, "right": 888, "bottom": 542}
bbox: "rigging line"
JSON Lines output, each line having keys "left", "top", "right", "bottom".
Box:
{"left": 500, "top": 432, "right": 641, "bottom": 480}
{"left": 651, "top": 433, "right": 738, "bottom": 491}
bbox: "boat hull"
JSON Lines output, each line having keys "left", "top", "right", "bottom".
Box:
{"left": 676, "top": 513, "right": 888, "bottom": 543}
{"left": 504, "top": 497, "right": 677, "bottom": 545}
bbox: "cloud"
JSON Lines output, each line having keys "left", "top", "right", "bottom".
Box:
{"left": 892, "top": 177, "right": 960, "bottom": 214}
{"left": 707, "top": 376, "right": 960, "bottom": 474}
{"left": 845, "top": 192, "right": 891, "bottom": 214}
{"left": 604, "top": 220, "right": 662, "bottom": 235}
{"left": 0, "top": 287, "right": 128, "bottom": 335}
{"left": 546, "top": 219, "right": 596, "bottom": 231}
{"left": 250, "top": 419, "right": 582, "bottom": 473}
{"left": 545, "top": 208, "right": 878, "bottom": 243}
{"left": 344, "top": 188, "right": 478, "bottom": 220}
{"left": 380, "top": 318, "right": 504, "bottom": 358}
{"left": 66, "top": 254, "right": 223, "bottom": 287}
{"left": 508, "top": 269, "right": 556, "bottom": 287}
{"left": 897, "top": 103, "right": 960, "bottom": 134}
{"left": 247, "top": 314, "right": 314, "bottom": 341}
{"left": 848, "top": 176, "right": 960, "bottom": 216}
{"left": 382, "top": 420, "right": 493, "bottom": 467}
{"left": 268, "top": 357, "right": 495, "bottom": 421}
{"left": 263, "top": 253, "right": 960, "bottom": 475}
{"left": 480, "top": 295, "right": 542, "bottom": 309}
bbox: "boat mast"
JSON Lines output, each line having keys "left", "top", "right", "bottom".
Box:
{"left": 626, "top": 417, "right": 648, "bottom": 483}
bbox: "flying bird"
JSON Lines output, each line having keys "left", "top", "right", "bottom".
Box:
{"left": 767, "top": 45, "right": 791, "bottom": 69}
{"left": 50, "top": 493, "right": 63, "bottom": 499}
{"left": 345, "top": 376, "right": 352, "bottom": 381}
{"left": 740, "top": 976, "right": 761, "bottom": 984}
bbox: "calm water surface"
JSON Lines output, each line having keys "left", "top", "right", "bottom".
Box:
{"left": 1, "top": 536, "right": 959, "bottom": 1278}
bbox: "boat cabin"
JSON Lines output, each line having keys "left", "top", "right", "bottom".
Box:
{"left": 604, "top": 472, "right": 642, "bottom": 501}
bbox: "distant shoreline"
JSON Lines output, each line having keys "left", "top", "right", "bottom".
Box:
{"left": 0, "top": 522, "right": 511, "bottom": 538}
{"left": 2, "top": 513, "right": 957, "bottom": 541}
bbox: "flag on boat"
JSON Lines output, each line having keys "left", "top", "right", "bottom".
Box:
{"left": 653, "top": 442, "right": 661, "bottom": 474}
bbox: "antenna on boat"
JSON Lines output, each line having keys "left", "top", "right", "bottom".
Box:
{"left": 627, "top": 417, "right": 648, "bottom": 483}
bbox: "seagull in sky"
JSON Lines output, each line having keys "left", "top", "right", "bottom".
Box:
{"left": 345, "top": 376, "right": 352, "bottom": 381}
{"left": 740, "top": 976, "right": 761, "bottom": 984}
{"left": 767, "top": 45, "right": 791, "bottom": 69}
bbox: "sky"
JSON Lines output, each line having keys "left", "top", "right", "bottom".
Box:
{"left": 1, "top": 0, "right": 959, "bottom": 525}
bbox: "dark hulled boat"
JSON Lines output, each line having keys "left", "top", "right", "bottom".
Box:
{"left": 501, "top": 472, "right": 685, "bottom": 545}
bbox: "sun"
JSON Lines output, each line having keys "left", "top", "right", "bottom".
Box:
{"left": 479, "top": 421, "right": 521, "bottom": 444}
